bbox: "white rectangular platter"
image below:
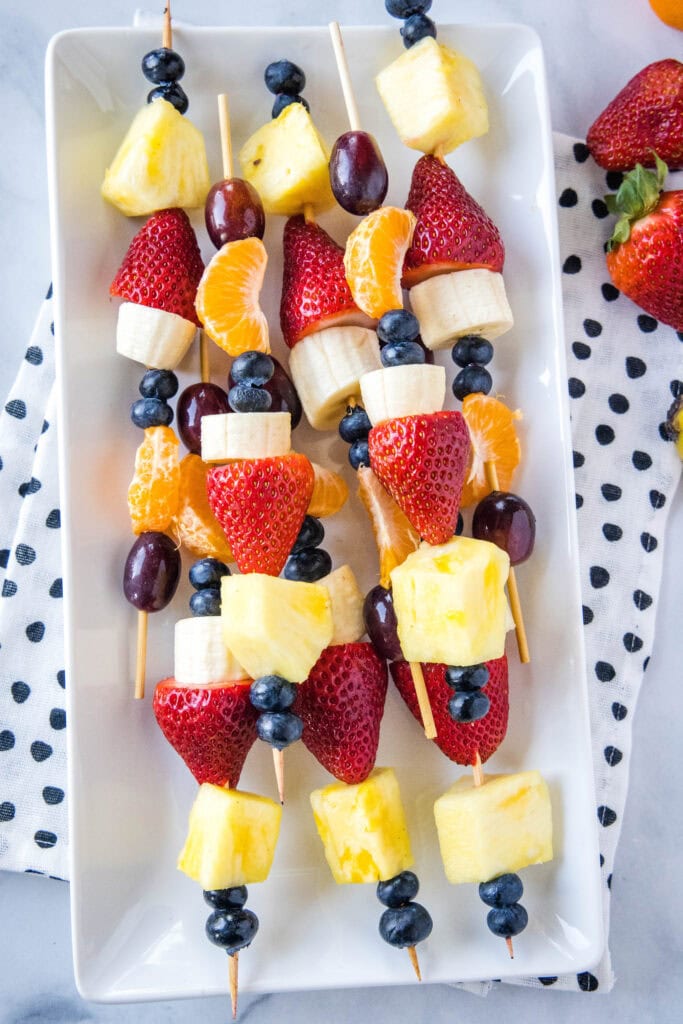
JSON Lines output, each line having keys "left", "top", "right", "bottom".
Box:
{"left": 46, "top": 22, "right": 604, "bottom": 1003}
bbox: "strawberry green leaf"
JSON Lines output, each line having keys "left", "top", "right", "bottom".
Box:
{"left": 606, "top": 153, "right": 668, "bottom": 249}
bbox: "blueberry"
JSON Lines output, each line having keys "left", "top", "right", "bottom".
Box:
{"left": 478, "top": 874, "right": 523, "bottom": 908}
{"left": 292, "top": 515, "right": 325, "bottom": 554}
{"left": 256, "top": 711, "right": 304, "bottom": 750}
{"left": 272, "top": 93, "right": 310, "bottom": 119}
{"left": 250, "top": 675, "right": 297, "bottom": 712}
{"left": 452, "top": 336, "right": 494, "bottom": 368}
{"left": 377, "top": 871, "right": 419, "bottom": 908}
{"left": 206, "top": 908, "right": 259, "bottom": 953}
{"left": 141, "top": 47, "right": 186, "bottom": 84}
{"left": 444, "top": 664, "right": 489, "bottom": 691}
{"left": 455, "top": 512, "right": 464, "bottom": 536}
{"left": 139, "top": 369, "right": 179, "bottom": 399}
{"left": 189, "top": 558, "right": 230, "bottom": 590}
{"left": 264, "top": 59, "right": 306, "bottom": 96}
{"left": 228, "top": 383, "right": 272, "bottom": 413}
{"left": 486, "top": 903, "right": 528, "bottom": 939}
{"left": 284, "top": 547, "right": 332, "bottom": 583}
{"left": 130, "top": 397, "right": 173, "bottom": 429}
{"left": 379, "top": 902, "right": 433, "bottom": 948}
{"left": 147, "top": 82, "right": 189, "bottom": 115}
{"left": 400, "top": 13, "right": 437, "bottom": 48}
{"left": 448, "top": 690, "right": 490, "bottom": 722}
{"left": 381, "top": 340, "right": 426, "bottom": 367}
{"left": 203, "top": 886, "right": 248, "bottom": 910}
{"left": 190, "top": 588, "right": 221, "bottom": 617}
{"left": 349, "top": 439, "right": 370, "bottom": 470}
{"left": 377, "top": 309, "right": 420, "bottom": 345}
{"left": 452, "top": 364, "right": 493, "bottom": 401}
{"left": 385, "top": 1, "right": 432, "bottom": 18}
{"left": 231, "top": 352, "right": 274, "bottom": 387}
{"left": 339, "top": 405, "right": 372, "bottom": 444}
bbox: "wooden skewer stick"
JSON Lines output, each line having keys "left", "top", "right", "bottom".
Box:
{"left": 409, "top": 662, "right": 437, "bottom": 740}
{"left": 273, "top": 748, "right": 285, "bottom": 805}
{"left": 407, "top": 945, "right": 422, "bottom": 981}
{"left": 329, "top": 21, "right": 362, "bottom": 132}
{"left": 218, "top": 93, "right": 234, "bottom": 180}
{"left": 483, "top": 461, "right": 530, "bottom": 664}
{"left": 135, "top": 609, "right": 148, "bottom": 700}
{"left": 199, "top": 329, "right": 210, "bottom": 384}
{"left": 505, "top": 936, "right": 514, "bottom": 959}
{"left": 229, "top": 952, "right": 239, "bottom": 1019}
{"left": 303, "top": 202, "right": 315, "bottom": 224}
{"left": 162, "top": 4, "right": 172, "bottom": 49}
{"left": 472, "top": 749, "right": 484, "bottom": 787}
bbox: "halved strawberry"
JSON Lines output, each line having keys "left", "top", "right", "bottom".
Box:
{"left": 402, "top": 156, "right": 505, "bottom": 288}
{"left": 206, "top": 454, "right": 314, "bottom": 576}
{"left": 153, "top": 678, "right": 258, "bottom": 787}
{"left": 391, "top": 656, "right": 509, "bottom": 765}
{"left": 295, "top": 642, "right": 388, "bottom": 784}
{"left": 110, "top": 208, "right": 204, "bottom": 326}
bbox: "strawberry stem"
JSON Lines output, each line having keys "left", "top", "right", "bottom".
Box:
{"left": 605, "top": 152, "right": 668, "bottom": 251}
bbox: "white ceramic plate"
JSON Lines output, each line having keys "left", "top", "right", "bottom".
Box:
{"left": 46, "top": 22, "right": 604, "bottom": 1003}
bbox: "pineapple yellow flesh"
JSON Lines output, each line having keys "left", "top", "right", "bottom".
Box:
{"left": 434, "top": 771, "right": 553, "bottom": 885}
{"left": 320, "top": 565, "right": 365, "bottom": 645}
{"left": 239, "top": 103, "right": 335, "bottom": 216}
{"left": 221, "top": 573, "right": 333, "bottom": 683}
{"left": 177, "top": 784, "right": 282, "bottom": 889}
{"left": 310, "top": 768, "right": 413, "bottom": 884}
{"left": 101, "top": 99, "right": 210, "bottom": 217}
{"left": 390, "top": 536, "right": 510, "bottom": 665}
{"left": 375, "top": 37, "right": 488, "bottom": 155}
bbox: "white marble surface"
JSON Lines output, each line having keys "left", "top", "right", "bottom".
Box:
{"left": 1, "top": 1, "right": 682, "bottom": 1021}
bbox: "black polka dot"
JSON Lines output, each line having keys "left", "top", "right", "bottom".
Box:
{"left": 2, "top": 580, "right": 17, "bottom": 597}
{"left": 49, "top": 708, "right": 66, "bottom": 730}
{"left": 678, "top": 332, "right": 683, "bottom": 342}
{"left": 591, "top": 198, "right": 609, "bottom": 219}
{"left": 26, "top": 622, "right": 45, "bottom": 643}
{"left": 572, "top": 341, "right": 591, "bottom": 360}
{"left": 601, "top": 483, "right": 622, "bottom": 502}
{"left": 590, "top": 566, "right": 610, "bottom": 588}
{"left": 599, "top": 854, "right": 605, "bottom": 867}
{"left": 606, "top": 171, "right": 623, "bottom": 190}
{"left": 604, "top": 745, "right": 623, "bottom": 766}
{"left": 607, "top": 873, "right": 612, "bottom": 890}
{"left": 25, "top": 345, "right": 43, "bottom": 365}
{"left": 5, "top": 399, "right": 26, "bottom": 419}
{"left": 602, "top": 282, "right": 619, "bottom": 301}
{"left": 15, "top": 543, "right": 36, "bottom": 566}
{"left": 41, "top": 420, "right": 49, "bottom": 434}
{"left": 573, "top": 142, "right": 590, "bottom": 162}
{"left": 597, "top": 806, "right": 617, "bottom": 827}
{"left": 670, "top": 379, "right": 683, "bottom": 399}
{"left": 0, "top": 801, "right": 16, "bottom": 822}
{"left": 632, "top": 450, "right": 652, "bottom": 471}
{"left": 11, "top": 681, "right": 30, "bottom": 703}
{"left": 30, "top": 741, "right": 52, "bottom": 762}
{"left": 563, "top": 255, "right": 582, "bottom": 274}
{"left": 583, "top": 318, "right": 602, "bottom": 338}
{"left": 633, "top": 589, "right": 652, "bottom": 610}
{"left": 576, "top": 493, "right": 584, "bottom": 509}
{"left": 57, "top": 670, "right": 66, "bottom": 689}
{"left": 538, "top": 977, "right": 558, "bottom": 986}
{"left": 623, "top": 632, "right": 643, "bottom": 653}
{"left": 49, "top": 578, "right": 63, "bottom": 599}
{"left": 45, "top": 508, "right": 60, "bottom": 529}
{"left": 0, "top": 730, "right": 16, "bottom": 751}
{"left": 18, "top": 477, "right": 41, "bottom": 497}
{"left": 34, "top": 830, "right": 58, "bottom": 849}
{"left": 0, "top": 549, "right": 8, "bottom": 569}
{"left": 595, "top": 424, "right": 615, "bottom": 445}
{"left": 637, "top": 314, "right": 657, "bottom": 333}
{"left": 582, "top": 605, "right": 594, "bottom": 625}
{"left": 45, "top": 282, "right": 53, "bottom": 299}
{"left": 612, "top": 702, "right": 628, "bottom": 720}
{"left": 573, "top": 450, "right": 585, "bottom": 468}
{"left": 608, "top": 393, "right": 629, "bottom": 414}
{"left": 577, "top": 971, "right": 600, "bottom": 991}
{"left": 42, "top": 786, "right": 64, "bottom": 805}
{"left": 0, "top": 454, "right": 2, "bottom": 470}
{"left": 568, "top": 377, "right": 585, "bottom": 398}
{"left": 49, "top": 321, "right": 54, "bottom": 335}
{"left": 641, "top": 532, "right": 657, "bottom": 553}
{"left": 559, "top": 187, "right": 578, "bottom": 207}
{"left": 643, "top": 655, "right": 650, "bottom": 671}
{"left": 596, "top": 661, "right": 616, "bottom": 682}
{"left": 626, "top": 356, "right": 646, "bottom": 378}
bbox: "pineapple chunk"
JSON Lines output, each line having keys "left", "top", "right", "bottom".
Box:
{"left": 375, "top": 37, "right": 488, "bottom": 155}
{"left": 177, "top": 784, "right": 282, "bottom": 889}
{"left": 221, "top": 573, "right": 333, "bottom": 683}
{"left": 320, "top": 565, "right": 365, "bottom": 645}
{"left": 311, "top": 768, "right": 413, "bottom": 884}
{"left": 239, "top": 103, "right": 335, "bottom": 216}
{"left": 390, "top": 536, "right": 510, "bottom": 666}
{"left": 434, "top": 771, "right": 553, "bottom": 884}
{"left": 101, "top": 99, "right": 210, "bottom": 216}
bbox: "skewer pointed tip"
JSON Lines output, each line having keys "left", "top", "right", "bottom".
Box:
{"left": 273, "top": 748, "right": 285, "bottom": 805}
{"left": 407, "top": 945, "right": 422, "bottom": 981}
{"left": 505, "top": 936, "right": 514, "bottom": 959}
{"left": 229, "top": 951, "right": 239, "bottom": 1018}
{"left": 472, "top": 750, "right": 484, "bottom": 787}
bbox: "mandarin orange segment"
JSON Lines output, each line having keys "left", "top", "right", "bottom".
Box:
{"left": 343, "top": 206, "right": 416, "bottom": 319}
{"left": 195, "top": 237, "right": 270, "bottom": 357}
{"left": 307, "top": 462, "right": 349, "bottom": 518}
{"left": 128, "top": 425, "right": 180, "bottom": 534}
{"left": 459, "top": 394, "right": 522, "bottom": 508}
{"left": 172, "top": 453, "right": 233, "bottom": 562}
{"left": 357, "top": 465, "right": 420, "bottom": 587}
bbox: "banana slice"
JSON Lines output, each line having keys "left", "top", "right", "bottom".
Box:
{"left": 360, "top": 364, "right": 446, "bottom": 425}
{"left": 175, "top": 617, "right": 248, "bottom": 685}
{"left": 201, "top": 411, "right": 291, "bottom": 463}
{"left": 409, "top": 269, "right": 513, "bottom": 350}
{"left": 289, "top": 325, "right": 382, "bottom": 431}
{"left": 320, "top": 565, "right": 366, "bottom": 645}
{"left": 116, "top": 302, "right": 197, "bottom": 369}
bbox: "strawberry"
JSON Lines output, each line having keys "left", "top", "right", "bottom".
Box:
{"left": 206, "top": 454, "right": 315, "bottom": 576}
{"left": 402, "top": 155, "right": 505, "bottom": 288}
{"left": 280, "top": 215, "right": 368, "bottom": 348}
{"left": 110, "top": 208, "right": 204, "bottom": 326}
{"left": 153, "top": 678, "right": 258, "bottom": 787}
{"left": 295, "top": 642, "right": 388, "bottom": 784}
{"left": 586, "top": 59, "right": 683, "bottom": 172}
{"left": 391, "top": 656, "right": 508, "bottom": 766}
{"left": 368, "top": 411, "right": 470, "bottom": 546}
{"left": 605, "top": 155, "right": 683, "bottom": 331}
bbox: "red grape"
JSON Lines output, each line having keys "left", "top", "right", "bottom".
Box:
{"left": 472, "top": 491, "right": 536, "bottom": 565}
{"left": 123, "top": 532, "right": 180, "bottom": 612}
{"left": 363, "top": 585, "right": 402, "bottom": 661}
{"left": 177, "top": 383, "right": 230, "bottom": 454}
{"left": 205, "top": 178, "right": 265, "bottom": 248}
{"left": 329, "top": 131, "right": 388, "bottom": 215}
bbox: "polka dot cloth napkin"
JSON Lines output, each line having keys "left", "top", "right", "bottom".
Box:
{"left": 0, "top": 135, "right": 681, "bottom": 992}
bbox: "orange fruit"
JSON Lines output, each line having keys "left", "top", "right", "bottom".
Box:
{"left": 459, "top": 394, "right": 522, "bottom": 508}
{"left": 195, "top": 237, "right": 270, "bottom": 356}
{"left": 172, "top": 453, "right": 233, "bottom": 561}
{"left": 357, "top": 465, "right": 420, "bottom": 587}
{"left": 649, "top": 0, "right": 683, "bottom": 29}
{"left": 344, "top": 206, "right": 416, "bottom": 319}
{"left": 128, "top": 425, "right": 180, "bottom": 534}
{"left": 307, "top": 461, "right": 349, "bottom": 518}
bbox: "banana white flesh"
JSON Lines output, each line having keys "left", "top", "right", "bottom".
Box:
{"left": 201, "top": 411, "right": 291, "bottom": 463}
{"left": 289, "top": 325, "right": 382, "bottom": 431}
{"left": 409, "top": 269, "right": 513, "bottom": 350}
{"left": 360, "top": 364, "right": 446, "bottom": 426}
{"left": 320, "top": 565, "right": 366, "bottom": 645}
{"left": 116, "top": 301, "right": 197, "bottom": 369}
{"left": 175, "top": 617, "right": 248, "bottom": 685}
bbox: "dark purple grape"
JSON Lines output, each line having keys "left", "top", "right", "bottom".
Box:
{"left": 123, "top": 532, "right": 180, "bottom": 612}
{"left": 229, "top": 357, "right": 302, "bottom": 429}
{"left": 329, "top": 131, "right": 388, "bottom": 215}
{"left": 177, "top": 383, "right": 230, "bottom": 454}
{"left": 363, "top": 586, "right": 402, "bottom": 661}
{"left": 205, "top": 178, "right": 265, "bottom": 248}
{"left": 472, "top": 491, "right": 536, "bottom": 565}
